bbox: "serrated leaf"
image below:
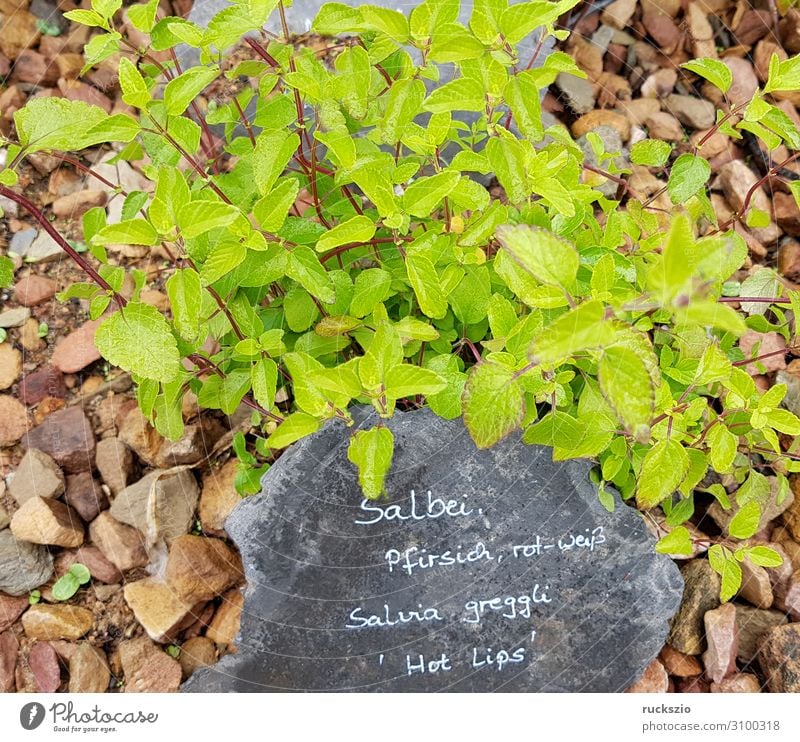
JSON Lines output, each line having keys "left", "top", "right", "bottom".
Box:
{"left": 177, "top": 201, "right": 240, "bottom": 239}
{"left": 348, "top": 426, "right": 394, "bottom": 500}
{"left": 251, "top": 357, "right": 278, "bottom": 410}
{"left": 164, "top": 66, "right": 219, "bottom": 116}
{"left": 598, "top": 345, "right": 654, "bottom": 438}
{"left": 423, "top": 77, "right": 485, "bottom": 114}
{"left": 93, "top": 219, "right": 159, "bottom": 247}
{"left": 350, "top": 268, "right": 392, "bottom": 318}
{"left": 384, "top": 364, "right": 446, "bottom": 399}
{"left": 166, "top": 268, "right": 201, "bottom": 342}
{"left": 655, "top": 526, "right": 694, "bottom": 556}
{"left": 630, "top": 139, "right": 671, "bottom": 168}
{"left": 381, "top": 78, "right": 425, "bottom": 144}
{"left": 95, "top": 302, "right": 181, "bottom": 382}
{"left": 667, "top": 153, "right": 711, "bottom": 204}
{"left": 286, "top": 246, "right": 336, "bottom": 304}
{"left": 402, "top": 171, "right": 460, "bottom": 217}
{"left": 406, "top": 253, "right": 447, "bottom": 319}
{"left": 118, "top": 57, "right": 150, "bottom": 108}
{"left": 253, "top": 179, "right": 300, "bottom": 232}
{"left": 682, "top": 58, "right": 732, "bottom": 94}
{"left": 267, "top": 412, "right": 322, "bottom": 448}
{"left": 747, "top": 545, "right": 784, "bottom": 568}
{"left": 15, "top": 98, "right": 107, "bottom": 153}
{"left": 496, "top": 223, "right": 579, "bottom": 288}
{"left": 463, "top": 362, "right": 524, "bottom": 448}
{"left": 316, "top": 215, "right": 376, "bottom": 252}
{"left": 728, "top": 499, "right": 761, "bottom": 539}
{"left": 636, "top": 439, "right": 690, "bottom": 509}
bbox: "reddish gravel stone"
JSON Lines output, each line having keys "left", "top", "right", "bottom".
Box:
{"left": 14, "top": 274, "right": 58, "bottom": 307}
{"left": 0, "top": 593, "right": 29, "bottom": 632}
{"left": 0, "top": 395, "right": 28, "bottom": 448}
{"left": 55, "top": 545, "right": 122, "bottom": 585}
{"left": 18, "top": 366, "right": 67, "bottom": 406}
{"left": 51, "top": 320, "right": 102, "bottom": 374}
{"left": 23, "top": 405, "right": 96, "bottom": 473}
{"left": 29, "top": 641, "right": 61, "bottom": 692}
{"left": 64, "top": 472, "right": 109, "bottom": 522}
{"left": 0, "top": 630, "right": 18, "bottom": 692}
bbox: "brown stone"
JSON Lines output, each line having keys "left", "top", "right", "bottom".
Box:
{"left": 23, "top": 405, "right": 96, "bottom": 473}
{"left": 774, "top": 192, "right": 800, "bottom": 237}
{"left": 758, "top": 623, "right": 800, "bottom": 692}
{"left": 52, "top": 190, "right": 108, "bottom": 219}
{"left": 64, "top": 472, "right": 108, "bottom": 522}
{"left": 55, "top": 52, "right": 84, "bottom": 80}
{"left": 600, "top": 0, "right": 636, "bottom": 30}
{"left": 118, "top": 407, "right": 163, "bottom": 466}
{"left": 617, "top": 98, "right": 661, "bottom": 127}
{"left": 14, "top": 274, "right": 58, "bottom": 307}
{"left": 645, "top": 112, "right": 684, "bottom": 141}
{"left": 689, "top": 128, "right": 730, "bottom": 159}
{"left": 659, "top": 645, "right": 702, "bottom": 677}
{"left": 199, "top": 459, "right": 241, "bottom": 535}
{"left": 9, "top": 448, "right": 65, "bottom": 505}
{"left": 0, "top": 630, "right": 18, "bottom": 692}
{"left": 18, "top": 366, "right": 66, "bottom": 406}
{"left": 119, "top": 637, "right": 181, "bottom": 692}
{"left": 711, "top": 479, "right": 793, "bottom": 535}
{"left": 723, "top": 58, "right": 760, "bottom": 107}
{"left": 0, "top": 84, "right": 25, "bottom": 121}
{"left": 664, "top": 94, "right": 716, "bottom": 130}
{"left": 571, "top": 109, "right": 631, "bottom": 142}
{"left": 738, "top": 557, "right": 774, "bottom": 609}
{"left": 20, "top": 317, "right": 45, "bottom": 353}
{"left": 668, "top": 560, "right": 721, "bottom": 655}
{"left": 642, "top": 12, "right": 681, "bottom": 52}
{"left": 154, "top": 418, "right": 226, "bottom": 468}
{"left": 686, "top": 2, "right": 717, "bottom": 59}
{"left": 95, "top": 437, "right": 134, "bottom": 496}
{"left": 12, "top": 49, "right": 59, "bottom": 85}
{"left": 626, "top": 658, "right": 668, "bottom": 692}
{"left": 29, "top": 641, "right": 61, "bottom": 692}
{"left": 11, "top": 496, "right": 84, "bottom": 547}
{"left": 55, "top": 545, "right": 123, "bottom": 585}
{"left": 51, "top": 320, "right": 102, "bottom": 374}
{"left": 778, "top": 239, "right": 800, "bottom": 282}
{"left": 57, "top": 78, "right": 112, "bottom": 113}
{"left": 779, "top": 8, "right": 800, "bottom": 53}
{"left": 0, "top": 11, "right": 40, "bottom": 61}
{"left": 68, "top": 643, "right": 110, "bottom": 693}
{"left": 178, "top": 636, "right": 216, "bottom": 680}
{"left": 88, "top": 512, "right": 148, "bottom": 572}
{"left": 775, "top": 569, "right": 800, "bottom": 620}
{"left": 718, "top": 160, "right": 781, "bottom": 244}
{"left": 0, "top": 343, "right": 21, "bottom": 391}
{"left": 711, "top": 673, "right": 762, "bottom": 693}
{"left": 0, "top": 395, "right": 28, "bottom": 447}
{"left": 123, "top": 577, "right": 203, "bottom": 643}
{"left": 206, "top": 589, "right": 243, "bottom": 646}
{"left": 0, "top": 592, "right": 29, "bottom": 632}
{"left": 165, "top": 535, "right": 243, "bottom": 604}
{"left": 702, "top": 603, "right": 738, "bottom": 684}
{"left": 22, "top": 604, "right": 93, "bottom": 641}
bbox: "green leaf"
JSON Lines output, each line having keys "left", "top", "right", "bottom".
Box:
{"left": 707, "top": 423, "right": 737, "bottom": 473}
{"left": 267, "top": 412, "right": 322, "bottom": 449}
{"left": 655, "top": 526, "right": 694, "bottom": 556}
{"left": 93, "top": 219, "right": 159, "bottom": 247}
{"left": 681, "top": 58, "right": 733, "bottom": 94}
{"left": 251, "top": 357, "right": 278, "bottom": 410}
{"left": 636, "top": 439, "right": 690, "bottom": 509}
{"left": 253, "top": 129, "right": 300, "bottom": 196}
{"left": 312, "top": 2, "right": 367, "bottom": 34}
{"left": 495, "top": 224, "right": 579, "bottom": 288}
{"left": 463, "top": 362, "right": 525, "bottom": 448}
{"left": 316, "top": 215, "right": 376, "bottom": 252}
{"left": 381, "top": 78, "right": 425, "bottom": 144}
{"left": 384, "top": 364, "right": 446, "bottom": 399}
{"left": 630, "top": 139, "right": 671, "bottom": 168}
{"left": 118, "top": 57, "right": 150, "bottom": 108}
{"left": 728, "top": 499, "right": 761, "bottom": 539}
{"left": 667, "top": 153, "right": 711, "bottom": 204}
{"left": 402, "top": 171, "right": 460, "bottom": 217}
{"left": 69, "top": 563, "right": 91, "bottom": 584}
{"left": 747, "top": 546, "right": 784, "bottom": 568}
{"left": 166, "top": 269, "right": 202, "bottom": 342}
{"left": 348, "top": 426, "right": 394, "bottom": 500}
{"left": 486, "top": 137, "right": 527, "bottom": 204}
{"left": 51, "top": 573, "right": 80, "bottom": 601}
{"left": 14, "top": 98, "right": 107, "bottom": 153}
{"left": 128, "top": 0, "right": 159, "bottom": 31}
{"left": 200, "top": 241, "right": 246, "bottom": 285}
{"left": 350, "top": 268, "right": 392, "bottom": 318}
{"left": 253, "top": 179, "right": 300, "bottom": 232}
{"left": 765, "top": 55, "right": 800, "bottom": 93}
{"left": 598, "top": 346, "right": 654, "bottom": 438}
{"left": 63, "top": 9, "right": 107, "bottom": 28}
{"left": 359, "top": 323, "right": 403, "bottom": 391}
{"left": 0, "top": 256, "right": 13, "bottom": 288}
{"left": 177, "top": 201, "right": 240, "bottom": 239}
{"left": 361, "top": 4, "right": 409, "bottom": 42}
{"left": 95, "top": 302, "right": 181, "bottom": 383}
{"left": 423, "top": 77, "right": 485, "bottom": 114}
{"left": 164, "top": 66, "right": 219, "bottom": 116}
{"left": 503, "top": 72, "right": 543, "bottom": 141}
{"left": 708, "top": 544, "right": 742, "bottom": 602}
{"left": 529, "top": 300, "right": 612, "bottom": 366}
{"left": 287, "top": 246, "right": 336, "bottom": 304}
{"left": 406, "top": 253, "right": 447, "bottom": 319}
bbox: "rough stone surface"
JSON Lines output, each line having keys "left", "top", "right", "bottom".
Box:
{"left": 123, "top": 577, "right": 202, "bottom": 644}
{"left": 758, "top": 623, "right": 800, "bottom": 692}
{"left": 29, "top": 641, "right": 61, "bottom": 692}
{"left": 735, "top": 605, "right": 789, "bottom": 664}
{"left": 64, "top": 472, "right": 109, "bottom": 522}
{"left": 55, "top": 545, "right": 123, "bottom": 585}
{"left": 119, "top": 637, "right": 182, "bottom": 692}
{"left": 626, "top": 659, "right": 669, "bottom": 693}
{"left": 0, "top": 395, "right": 28, "bottom": 448}
{"left": 22, "top": 605, "right": 93, "bottom": 641}
{"left": 0, "top": 343, "right": 22, "bottom": 391}
{"left": 711, "top": 673, "right": 762, "bottom": 693}
{"left": 0, "top": 593, "right": 29, "bottom": 632}
{"left": 88, "top": 512, "right": 148, "bottom": 572}
{"left": 199, "top": 459, "right": 241, "bottom": 535}
{"left": 0, "top": 307, "right": 31, "bottom": 328}
{"left": 659, "top": 645, "right": 702, "bottom": 677}
{"left": 51, "top": 320, "right": 102, "bottom": 374}
{"left": 717, "top": 160, "right": 782, "bottom": 244}
{"left": 738, "top": 557, "right": 774, "bottom": 609}
{"left": 702, "top": 603, "right": 739, "bottom": 684}
{"left": 205, "top": 589, "right": 243, "bottom": 647}
{"left": 0, "top": 529, "right": 54, "bottom": 596}
{"left": 184, "top": 408, "right": 682, "bottom": 692}
{"left": 0, "top": 630, "right": 18, "bottom": 692}
{"left": 165, "top": 535, "right": 243, "bottom": 604}
{"left": 110, "top": 467, "right": 199, "bottom": 548}
{"left": 14, "top": 274, "right": 58, "bottom": 307}
{"left": 20, "top": 231, "right": 63, "bottom": 263}
{"left": 8, "top": 448, "right": 65, "bottom": 505}
{"left": 709, "top": 480, "right": 793, "bottom": 535}
{"left": 10, "top": 496, "right": 84, "bottom": 548}
{"left": 69, "top": 643, "right": 110, "bottom": 693}
{"left": 18, "top": 366, "right": 67, "bottom": 406}
{"left": 179, "top": 636, "right": 217, "bottom": 680}
{"left": 154, "top": 418, "right": 226, "bottom": 468}
{"left": 95, "top": 437, "right": 134, "bottom": 496}
{"left": 23, "top": 405, "right": 96, "bottom": 473}
{"left": 667, "top": 560, "right": 721, "bottom": 655}
{"left": 118, "top": 408, "right": 164, "bottom": 466}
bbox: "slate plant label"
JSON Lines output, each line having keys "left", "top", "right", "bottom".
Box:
{"left": 184, "top": 408, "right": 682, "bottom": 693}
